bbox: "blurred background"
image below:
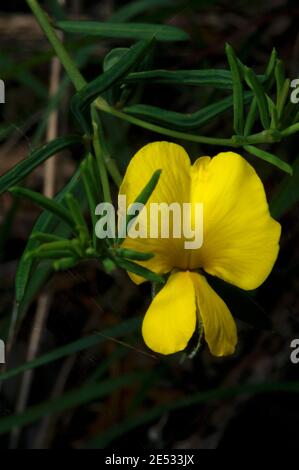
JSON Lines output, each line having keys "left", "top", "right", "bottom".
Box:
{"left": 0, "top": 0, "right": 299, "bottom": 449}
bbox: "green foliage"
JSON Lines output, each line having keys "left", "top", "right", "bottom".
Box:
{"left": 0, "top": 0, "right": 299, "bottom": 445}
{"left": 56, "top": 21, "right": 190, "bottom": 42}
{"left": 0, "top": 136, "right": 82, "bottom": 196}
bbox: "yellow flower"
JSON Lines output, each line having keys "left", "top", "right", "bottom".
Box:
{"left": 119, "top": 142, "right": 281, "bottom": 356}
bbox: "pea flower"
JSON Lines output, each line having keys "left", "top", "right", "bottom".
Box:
{"left": 120, "top": 142, "right": 281, "bottom": 356}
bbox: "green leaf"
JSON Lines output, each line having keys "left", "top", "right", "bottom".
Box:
{"left": 126, "top": 69, "right": 234, "bottom": 88}
{"left": 0, "top": 317, "right": 140, "bottom": 382}
{"left": 56, "top": 21, "right": 189, "bottom": 42}
{"left": 277, "top": 78, "right": 291, "bottom": 119}
{"left": 244, "top": 98, "right": 258, "bottom": 136}
{"left": 125, "top": 69, "right": 266, "bottom": 89}
{"left": 124, "top": 92, "right": 253, "bottom": 131}
{"left": 10, "top": 187, "right": 77, "bottom": 232}
{"left": 265, "top": 48, "right": 278, "bottom": 78}
{"left": 71, "top": 40, "right": 154, "bottom": 134}
{"left": 115, "top": 257, "right": 165, "bottom": 284}
{"left": 267, "top": 96, "right": 279, "bottom": 129}
{"left": 244, "top": 145, "right": 293, "bottom": 175}
{"left": 53, "top": 257, "right": 78, "bottom": 271}
{"left": 244, "top": 66, "right": 271, "bottom": 130}
{"left": 244, "top": 49, "right": 277, "bottom": 136}
{"left": 109, "top": 0, "right": 173, "bottom": 23}
{"left": 113, "top": 247, "right": 154, "bottom": 261}
{"left": 27, "top": 248, "right": 75, "bottom": 260}
{"left": 27, "top": 240, "right": 79, "bottom": 260}
{"left": 225, "top": 43, "right": 244, "bottom": 134}
{"left": 15, "top": 168, "right": 82, "bottom": 308}
{"left": 275, "top": 60, "right": 285, "bottom": 100}
{"left": 118, "top": 169, "right": 162, "bottom": 243}
{"left": 270, "top": 154, "right": 299, "bottom": 218}
{"left": 30, "top": 232, "right": 66, "bottom": 243}
{"left": 65, "top": 193, "right": 90, "bottom": 238}
{"left": 0, "top": 135, "right": 82, "bottom": 196}
{"left": 103, "top": 48, "right": 130, "bottom": 72}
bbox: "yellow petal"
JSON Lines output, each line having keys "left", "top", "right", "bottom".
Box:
{"left": 190, "top": 152, "right": 281, "bottom": 290}
{"left": 190, "top": 273, "right": 237, "bottom": 356}
{"left": 142, "top": 271, "right": 196, "bottom": 355}
{"left": 120, "top": 142, "right": 192, "bottom": 283}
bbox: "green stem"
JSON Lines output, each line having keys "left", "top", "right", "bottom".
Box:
{"left": 281, "top": 123, "right": 299, "bottom": 137}
{"left": 95, "top": 98, "right": 282, "bottom": 147}
{"left": 27, "top": 0, "right": 122, "bottom": 187}
{"left": 95, "top": 98, "right": 236, "bottom": 146}
{"left": 27, "top": 0, "right": 86, "bottom": 91}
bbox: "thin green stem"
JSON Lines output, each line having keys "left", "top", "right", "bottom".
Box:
{"left": 27, "top": 0, "right": 86, "bottom": 91}
{"left": 95, "top": 98, "right": 236, "bottom": 146}
{"left": 281, "top": 123, "right": 299, "bottom": 137}
{"left": 95, "top": 98, "right": 282, "bottom": 147}
{"left": 27, "top": 0, "right": 122, "bottom": 188}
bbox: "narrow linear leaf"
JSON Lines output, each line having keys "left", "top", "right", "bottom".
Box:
{"left": 126, "top": 69, "right": 267, "bottom": 89}
{"left": 53, "top": 257, "right": 79, "bottom": 271}
{"left": 15, "top": 169, "right": 82, "bottom": 307}
{"left": 126, "top": 69, "right": 235, "bottom": 89}
{"left": 265, "top": 48, "right": 278, "bottom": 78}
{"left": 267, "top": 96, "right": 279, "bottom": 130}
{"left": 56, "top": 21, "right": 189, "bottom": 42}
{"left": 30, "top": 232, "right": 66, "bottom": 243}
{"left": 103, "top": 48, "right": 129, "bottom": 72}
{"left": 244, "top": 49, "right": 277, "bottom": 135}
{"left": 275, "top": 60, "right": 286, "bottom": 101}
{"left": 115, "top": 257, "right": 165, "bottom": 284}
{"left": 244, "top": 145, "right": 293, "bottom": 175}
{"left": 71, "top": 40, "right": 154, "bottom": 134}
{"left": 225, "top": 44, "right": 244, "bottom": 134}
{"left": 0, "top": 135, "right": 82, "bottom": 196}
{"left": 28, "top": 240, "right": 79, "bottom": 257}
{"left": 10, "top": 187, "right": 77, "bottom": 232}
{"left": 244, "top": 98, "right": 258, "bottom": 136}
{"left": 27, "top": 248, "right": 75, "bottom": 260}
{"left": 124, "top": 92, "right": 253, "bottom": 131}
{"left": 277, "top": 78, "right": 291, "bottom": 119}
{"left": 113, "top": 248, "right": 154, "bottom": 261}
{"left": 118, "top": 169, "right": 162, "bottom": 244}
{"left": 244, "top": 66, "right": 271, "bottom": 130}
{"left": 66, "top": 193, "right": 90, "bottom": 237}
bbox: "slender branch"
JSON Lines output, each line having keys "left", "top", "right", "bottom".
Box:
{"left": 95, "top": 98, "right": 282, "bottom": 147}
{"left": 27, "top": 0, "right": 86, "bottom": 91}
{"left": 281, "top": 122, "right": 299, "bottom": 137}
